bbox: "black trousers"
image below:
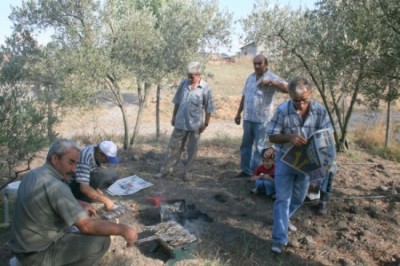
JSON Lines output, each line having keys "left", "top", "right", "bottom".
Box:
{"left": 69, "top": 167, "right": 118, "bottom": 203}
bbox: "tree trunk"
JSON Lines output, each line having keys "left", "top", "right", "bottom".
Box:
{"left": 130, "top": 82, "right": 152, "bottom": 148}
{"left": 46, "top": 87, "right": 56, "bottom": 142}
{"left": 385, "top": 82, "right": 392, "bottom": 148}
{"left": 120, "top": 100, "right": 130, "bottom": 150}
{"left": 338, "top": 62, "right": 366, "bottom": 151}
{"left": 156, "top": 84, "right": 161, "bottom": 141}
{"left": 105, "top": 75, "right": 130, "bottom": 149}
{"left": 112, "top": 88, "right": 129, "bottom": 150}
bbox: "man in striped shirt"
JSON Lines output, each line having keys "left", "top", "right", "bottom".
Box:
{"left": 70, "top": 140, "right": 119, "bottom": 210}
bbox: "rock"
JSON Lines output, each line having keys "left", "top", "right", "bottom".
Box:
{"left": 338, "top": 257, "right": 355, "bottom": 266}
{"left": 365, "top": 206, "right": 380, "bottom": 219}
{"left": 378, "top": 185, "right": 390, "bottom": 192}
{"left": 348, "top": 205, "right": 359, "bottom": 214}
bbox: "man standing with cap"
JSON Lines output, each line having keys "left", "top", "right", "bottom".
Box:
{"left": 70, "top": 140, "right": 119, "bottom": 210}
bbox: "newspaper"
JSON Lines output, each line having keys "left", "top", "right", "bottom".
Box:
{"left": 106, "top": 175, "right": 153, "bottom": 196}
{"left": 281, "top": 129, "right": 336, "bottom": 181}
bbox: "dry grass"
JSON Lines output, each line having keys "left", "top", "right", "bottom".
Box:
{"left": 351, "top": 118, "right": 400, "bottom": 161}
{"left": 205, "top": 56, "right": 254, "bottom": 95}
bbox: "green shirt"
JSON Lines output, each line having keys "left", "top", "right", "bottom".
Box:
{"left": 8, "top": 163, "right": 88, "bottom": 253}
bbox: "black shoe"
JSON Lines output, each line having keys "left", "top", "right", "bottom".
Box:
{"left": 235, "top": 171, "right": 251, "bottom": 178}
{"left": 317, "top": 201, "right": 328, "bottom": 215}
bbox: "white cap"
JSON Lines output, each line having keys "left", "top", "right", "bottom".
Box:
{"left": 99, "top": 140, "right": 119, "bottom": 164}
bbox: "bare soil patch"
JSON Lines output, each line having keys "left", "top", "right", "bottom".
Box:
{"left": 1, "top": 61, "right": 400, "bottom": 265}
{"left": 2, "top": 137, "right": 399, "bottom": 266}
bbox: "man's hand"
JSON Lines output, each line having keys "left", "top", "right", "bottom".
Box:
{"left": 258, "top": 79, "right": 274, "bottom": 88}
{"left": 122, "top": 225, "right": 138, "bottom": 247}
{"left": 79, "top": 201, "right": 97, "bottom": 217}
{"left": 263, "top": 148, "right": 275, "bottom": 159}
{"left": 103, "top": 197, "right": 115, "bottom": 211}
{"left": 290, "top": 134, "right": 308, "bottom": 147}
{"left": 234, "top": 115, "right": 241, "bottom": 125}
{"left": 199, "top": 123, "right": 208, "bottom": 134}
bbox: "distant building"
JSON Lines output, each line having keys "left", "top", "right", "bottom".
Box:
{"left": 240, "top": 42, "right": 258, "bottom": 57}
{"left": 240, "top": 42, "right": 279, "bottom": 58}
{"left": 240, "top": 41, "right": 272, "bottom": 57}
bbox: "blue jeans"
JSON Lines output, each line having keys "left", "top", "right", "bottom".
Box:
{"left": 255, "top": 179, "right": 275, "bottom": 196}
{"left": 272, "top": 154, "right": 310, "bottom": 245}
{"left": 240, "top": 120, "right": 266, "bottom": 175}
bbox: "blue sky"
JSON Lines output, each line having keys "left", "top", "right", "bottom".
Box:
{"left": 0, "top": 0, "right": 316, "bottom": 54}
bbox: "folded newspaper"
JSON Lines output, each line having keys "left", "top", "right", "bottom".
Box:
{"left": 281, "top": 129, "right": 336, "bottom": 181}
{"left": 106, "top": 175, "right": 153, "bottom": 196}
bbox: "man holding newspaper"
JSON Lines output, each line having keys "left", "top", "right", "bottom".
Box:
{"left": 266, "top": 76, "right": 335, "bottom": 254}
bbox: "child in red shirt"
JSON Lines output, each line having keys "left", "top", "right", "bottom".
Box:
{"left": 250, "top": 156, "right": 275, "bottom": 197}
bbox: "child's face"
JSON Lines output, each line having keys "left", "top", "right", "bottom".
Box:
{"left": 263, "top": 158, "right": 274, "bottom": 169}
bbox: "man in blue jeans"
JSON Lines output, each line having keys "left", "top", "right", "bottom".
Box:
{"left": 266, "top": 76, "right": 334, "bottom": 254}
{"left": 234, "top": 54, "right": 288, "bottom": 177}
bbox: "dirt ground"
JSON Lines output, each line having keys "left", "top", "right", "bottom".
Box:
{"left": 1, "top": 85, "right": 400, "bottom": 266}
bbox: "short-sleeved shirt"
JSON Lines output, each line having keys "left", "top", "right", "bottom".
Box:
{"left": 242, "top": 71, "right": 284, "bottom": 124}
{"left": 172, "top": 78, "right": 215, "bottom": 131}
{"left": 8, "top": 163, "right": 87, "bottom": 253}
{"left": 74, "top": 145, "right": 100, "bottom": 184}
{"left": 266, "top": 99, "right": 333, "bottom": 154}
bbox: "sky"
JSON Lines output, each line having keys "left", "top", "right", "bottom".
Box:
{"left": 0, "top": 0, "right": 317, "bottom": 54}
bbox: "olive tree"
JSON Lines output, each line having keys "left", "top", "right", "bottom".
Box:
{"left": 0, "top": 32, "right": 51, "bottom": 188}
{"left": 9, "top": 0, "right": 232, "bottom": 150}
{"left": 242, "top": 0, "right": 399, "bottom": 151}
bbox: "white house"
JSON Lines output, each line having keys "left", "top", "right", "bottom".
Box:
{"left": 240, "top": 42, "right": 282, "bottom": 60}
{"left": 240, "top": 42, "right": 257, "bottom": 57}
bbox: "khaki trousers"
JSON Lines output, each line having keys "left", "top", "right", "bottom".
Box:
{"left": 160, "top": 128, "right": 200, "bottom": 176}
{"left": 16, "top": 232, "right": 111, "bottom": 266}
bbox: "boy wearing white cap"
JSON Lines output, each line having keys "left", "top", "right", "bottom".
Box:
{"left": 70, "top": 140, "right": 119, "bottom": 210}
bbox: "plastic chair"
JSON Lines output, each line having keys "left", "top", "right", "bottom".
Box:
{"left": 2, "top": 181, "right": 21, "bottom": 225}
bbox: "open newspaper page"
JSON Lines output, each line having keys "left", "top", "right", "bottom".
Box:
{"left": 106, "top": 175, "right": 153, "bottom": 196}
{"left": 281, "top": 129, "right": 336, "bottom": 181}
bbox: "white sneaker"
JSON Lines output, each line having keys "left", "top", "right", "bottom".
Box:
{"left": 271, "top": 243, "right": 284, "bottom": 254}
{"left": 288, "top": 221, "right": 297, "bottom": 232}
{"left": 9, "top": 257, "right": 22, "bottom": 266}
{"left": 154, "top": 171, "right": 168, "bottom": 178}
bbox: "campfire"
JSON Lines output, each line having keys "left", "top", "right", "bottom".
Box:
{"left": 136, "top": 199, "right": 200, "bottom": 265}
{"left": 138, "top": 220, "right": 197, "bottom": 248}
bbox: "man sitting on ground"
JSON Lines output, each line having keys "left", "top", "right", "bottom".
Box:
{"left": 8, "top": 139, "right": 137, "bottom": 266}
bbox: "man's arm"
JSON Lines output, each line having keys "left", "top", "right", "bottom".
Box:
{"left": 75, "top": 216, "right": 138, "bottom": 246}
{"left": 80, "top": 183, "right": 114, "bottom": 210}
{"left": 199, "top": 113, "right": 211, "bottom": 133}
{"left": 259, "top": 79, "right": 288, "bottom": 93}
{"left": 269, "top": 134, "right": 307, "bottom": 147}
{"left": 234, "top": 95, "right": 244, "bottom": 125}
{"left": 171, "top": 104, "right": 179, "bottom": 126}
